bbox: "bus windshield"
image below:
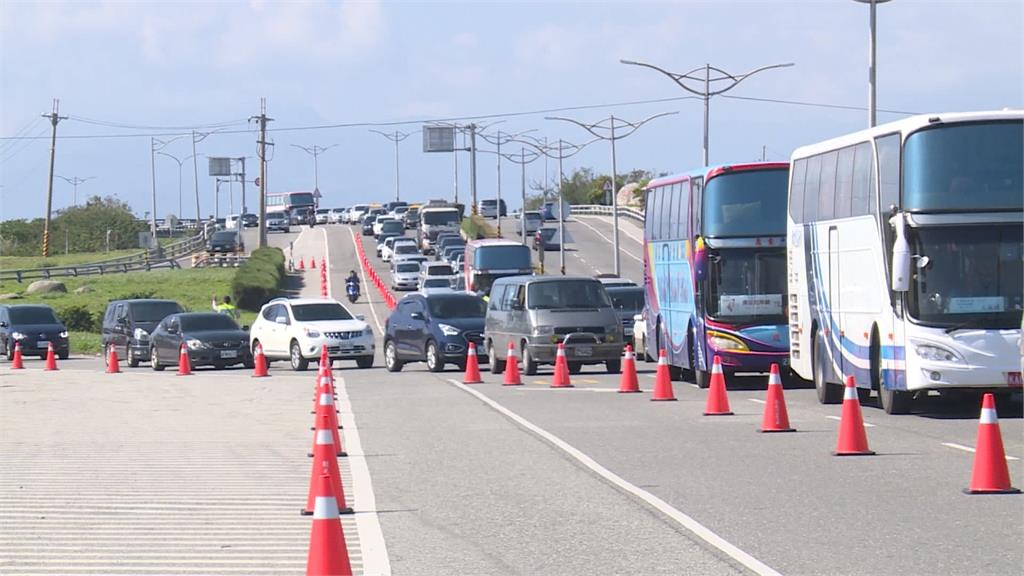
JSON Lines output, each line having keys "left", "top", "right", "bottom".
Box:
{"left": 703, "top": 169, "right": 789, "bottom": 237}
{"left": 907, "top": 224, "right": 1022, "bottom": 328}
{"left": 422, "top": 210, "right": 460, "bottom": 226}
{"left": 475, "top": 245, "right": 531, "bottom": 270}
{"left": 903, "top": 121, "right": 1022, "bottom": 212}
{"left": 289, "top": 192, "right": 315, "bottom": 207}
{"left": 705, "top": 248, "right": 787, "bottom": 323}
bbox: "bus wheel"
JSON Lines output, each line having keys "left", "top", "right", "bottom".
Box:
{"left": 873, "top": 335, "right": 912, "bottom": 414}
{"left": 813, "top": 331, "right": 842, "bottom": 404}
{"left": 688, "top": 333, "right": 708, "bottom": 388}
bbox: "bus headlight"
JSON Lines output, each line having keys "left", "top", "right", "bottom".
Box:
{"left": 707, "top": 331, "right": 748, "bottom": 352}
{"left": 532, "top": 325, "right": 554, "bottom": 337}
{"left": 911, "top": 341, "right": 964, "bottom": 364}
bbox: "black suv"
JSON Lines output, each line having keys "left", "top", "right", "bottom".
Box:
{"left": 102, "top": 299, "right": 184, "bottom": 367}
{"left": 209, "top": 230, "right": 243, "bottom": 253}
{"left": 0, "top": 304, "right": 70, "bottom": 361}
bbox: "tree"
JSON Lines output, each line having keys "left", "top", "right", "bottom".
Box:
{"left": 525, "top": 167, "right": 664, "bottom": 209}
{"left": 0, "top": 195, "right": 146, "bottom": 256}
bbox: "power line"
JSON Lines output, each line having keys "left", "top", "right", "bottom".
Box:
{"left": 66, "top": 115, "right": 249, "bottom": 131}
{"left": 720, "top": 93, "right": 920, "bottom": 115}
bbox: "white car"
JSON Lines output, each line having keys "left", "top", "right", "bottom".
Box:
{"left": 390, "top": 240, "right": 419, "bottom": 262}
{"left": 329, "top": 208, "right": 347, "bottom": 224}
{"left": 516, "top": 210, "right": 543, "bottom": 236}
{"left": 348, "top": 204, "right": 369, "bottom": 224}
{"left": 265, "top": 212, "right": 290, "bottom": 233}
{"left": 373, "top": 216, "right": 396, "bottom": 237}
{"left": 420, "top": 261, "right": 455, "bottom": 284}
{"left": 380, "top": 236, "right": 415, "bottom": 261}
{"left": 249, "top": 297, "right": 374, "bottom": 371}
{"left": 392, "top": 254, "right": 427, "bottom": 271}
{"left": 315, "top": 209, "right": 331, "bottom": 224}
{"left": 391, "top": 260, "right": 421, "bottom": 291}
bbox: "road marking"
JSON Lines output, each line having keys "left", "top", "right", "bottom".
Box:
{"left": 336, "top": 376, "right": 392, "bottom": 575}
{"left": 577, "top": 215, "right": 645, "bottom": 244}
{"left": 347, "top": 227, "right": 384, "bottom": 333}
{"left": 447, "top": 379, "right": 783, "bottom": 576}
{"left": 825, "top": 415, "right": 875, "bottom": 427}
{"left": 748, "top": 398, "right": 767, "bottom": 405}
{"left": 321, "top": 227, "right": 333, "bottom": 298}
{"left": 572, "top": 217, "right": 644, "bottom": 263}
{"left": 941, "top": 442, "right": 1019, "bottom": 461}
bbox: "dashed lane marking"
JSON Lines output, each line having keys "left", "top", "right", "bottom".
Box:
{"left": 941, "top": 442, "right": 1019, "bottom": 461}
{"left": 572, "top": 217, "right": 644, "bottom": 263}
{"left": 447, "top": 379, "right": 783, "bottom": 576}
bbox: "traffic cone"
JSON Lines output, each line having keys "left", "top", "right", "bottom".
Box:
{"left": 833, "top": 376, "right": 874, "bottom": 456}
{"left": 551, "top": 343, "right": 573, "bottom": 388}
{"left": 703, "top": 356, "right": 733, "bottom": 416}
{"left": 304, "top": 474, "right": 354, "bottom": 576}
{"left": 252, "top": 344, "right": 269, "bottom": 377}
{"left": 463, "top": 342, "right": 483, "bottom": 384}
{"left": 43, "top": 342, "right": 58, "bottom": 371}
{"left": 650, "top": 349, "right": 676, "bottom": 401}
{"left": 11, "top": 341, "right": 25, "bottom": 369}
{"left": 176, "top": 343, "right": 192, "bottom": 376}
{"left": 106, "top": 343, "right": 121, "bottom": 374}
{"left": 964, "top": 393, "right": 1020, "bottom": 494}
{"left": 618, "top": 345, "right": 640, "bottom": 393}
{"left": 299, "top": 258, "right": 306, "bottom": 270}
{"left": 314, "top": 382, "right": 345, "bottom": 456}
{"left": 502, "top": 341, "right": 522, "bottom": 386}
{"left": 303, "top": 417, "right": 352, "bottom": 516}
{"left": 758, "top": 363, "right": 794, "bottom": 432}
{"left": 310, "top": 257, "right": 316, "bottom": 269}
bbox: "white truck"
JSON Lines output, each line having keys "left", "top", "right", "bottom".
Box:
{"left": 417, "top": 202, "right": 463, "bottom": 254}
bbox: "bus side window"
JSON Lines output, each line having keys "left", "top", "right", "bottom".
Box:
{"left": 818, "top": 150, "right": 838, "bottom": 221}
{"left": 650, "top": 188, "right": 661, "bottom": 241}
{"left": 803, "top": 155, "right": 822, "bottom": 222}
{"left": 835, "top": 146, "right": 856, "bottom": 219}
{"left": 876, "top": 133, "right": 902, "bottom": 300}
{"left": 790, "top": 159, "right": 807, "bottom": 223}
{"left": 692, "top": 177, "right": 703, "bottom": 236}
{"left": 676, "top": 180, "right": 689, "bottom": 238}
{"left": 851, "top": 142, "right": 874, "bottom": 217}
{"left": 665, "top": 184, "right": 678, "bottom": 240}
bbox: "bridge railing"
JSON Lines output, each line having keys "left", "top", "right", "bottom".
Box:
{"left": 571, "top": 204, "right": 645, "bottom": 223}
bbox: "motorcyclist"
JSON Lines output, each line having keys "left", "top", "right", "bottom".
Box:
{"left": 346, "top": 270, "right": 360, "bottom": 291}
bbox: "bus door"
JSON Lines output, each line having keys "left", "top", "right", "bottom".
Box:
{"left": 828, "top": 226, "right": 844, "bottom": 379}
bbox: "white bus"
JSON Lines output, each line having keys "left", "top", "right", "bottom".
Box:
{"left": 787, "top": 110, "right": 1022, "bottom": 414}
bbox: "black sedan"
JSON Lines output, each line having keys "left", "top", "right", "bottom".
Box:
{"left": 150, "top": 312, "right": 253, "bottom": 370}
{"left": 208, "top": 230, "right": 243, "bottom": 253}
{"left": 0, "top": 304, "right": 69, "bottom": 360}
{"left": 241, "top": 213, "right": 259, "bottom": 227}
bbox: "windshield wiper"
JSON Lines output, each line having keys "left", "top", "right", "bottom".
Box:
{"left": 944, "top": 317, "right": 988, "bottom": 334}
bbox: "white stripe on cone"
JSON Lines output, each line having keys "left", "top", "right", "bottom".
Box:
{"left": 467, "top": 346, "right": 477, "bottom": 356}
{"left": 312, "top": 495, "right": 339, "bottom": 519}
{"left": 315, "top": 430, "right": 333, "bottom": 444}
{"left": 844, "top": 385, "right": 858, "bottom": 401}
{"left": 711, "top": 359, "right": 723, "bottom": 374}
{"left": 980, "top": 407, "right": 999, "bottom": 425}
{"left": 768, "top": 371, "right": 781, "bottom": 386}
{"left": 319, "top": 393, "right": 333, "bottom": 405}
{"left": 557, "top": 346, "right": 565, "bottom": 357}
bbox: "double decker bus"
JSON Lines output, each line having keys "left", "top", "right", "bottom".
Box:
{"left": 641, "top": 162, "right": 790, "bottom": 388}
{"left": 266, "top": 191, "right": 315, "bottom": 215}
{"left": 787, "top": 110, "right": 1022, "bottom": 414}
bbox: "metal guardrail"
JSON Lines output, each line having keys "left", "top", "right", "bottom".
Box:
{"left": 0, "top": 230, "right": 209, "bottom": 283}
{"left": 570, "top": 204, "right": 645, "bottom": 223}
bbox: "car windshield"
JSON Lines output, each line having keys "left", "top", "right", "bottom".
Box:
{"left": 426, "top": 264, "right": 453, "bottom": 276}
{"left": 907, "top": 224, "right": 1022, "bottom": 328}
{"left": 395, "top": 244, "right": 417, "bottom": 254}
{"left": 539, "top": 229, "right": 556, "bottom": 241}
{"left": 422, "top": 210, "right": 460, "bottom": 226}
{"left": 291, "top": 303, "right": 354, "bottom": 322}
{"left": 705, "top": 248, "right": 787, "bottom": 323}
{"left": 396, "top": 263, "right": 420, "bottom": 273}
{"left": 428, "top": 295, "right": 487, "bottom": 318}
{"left": 423, "top": 278, "right": 450, "bottom": 288}
{"left": 607, "top": 289, "right": 644, "bottom": 314}
{"left": 382, "top": 221, "right": 404, "bottom": 233}
{"left": 180, "top": 314, "right": 240, "bottom": 331}
{"left": 8, "top": 307, "right": 59, "bottom": 324}
{"left": 317, "top": 209, "right": 330, "bottom": 215}
{"left": 212, "top": 231, "right": 236, "bottom": 241}
{"left": 131, "top": 302, "right": 183, "bottom": 323}
{"left": 525, "top": 212, "right": 542, "bottom": 222}
{"left": 527, "top": 280, "right": 612, "bottom": 309}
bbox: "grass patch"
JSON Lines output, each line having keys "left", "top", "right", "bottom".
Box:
{"left": 461, "top": 215, "right": 499, "bottom": 240}
{"left": 0, "top": 249, "right": 145, "bottom": 270}
{"left": 69, "top": 331, "right": 104, "bottom": 355}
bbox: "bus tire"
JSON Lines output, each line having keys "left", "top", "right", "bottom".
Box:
{"left": 813, "top": 331, "right": 842, "bottom": 404}
{"left": 688, "top": 330, "right": 708, "bottom": 388}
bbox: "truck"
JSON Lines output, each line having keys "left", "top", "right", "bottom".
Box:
{"left": 417, "top": 201, "right": 465, "bottom": 254}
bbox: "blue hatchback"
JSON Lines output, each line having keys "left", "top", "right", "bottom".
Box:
{"left": 383, "top": 292, "right": 487, "bottom": 373}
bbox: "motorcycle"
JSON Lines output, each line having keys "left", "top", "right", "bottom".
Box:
{"left": 346, "top": 281, "right": 360, "bottom": 303}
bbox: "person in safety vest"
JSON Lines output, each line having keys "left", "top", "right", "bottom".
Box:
{"left": 212, "top": 295, "right": 240, "bottom": 319}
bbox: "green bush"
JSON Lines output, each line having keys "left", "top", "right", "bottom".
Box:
{"left": 232, "top": 247, "right": 286, "bottom": 310}
{"left": 461, "top": 216, "right": 499, "bottom": 240}
{"left": 55, "top": 304, "right": 99, "bottom": 332}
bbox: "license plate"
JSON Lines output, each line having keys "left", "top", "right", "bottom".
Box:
{"left": 220, "top": 350, "right": 238, "bottom": 359}
{"left": 37, "top": 341, "right": 49, "bottom": 348}
{"left": 575, "top": 346, "right": 593, "bottom": 357}
{"left": 1009, "top": 372, "right": 1023, "bottom": 388}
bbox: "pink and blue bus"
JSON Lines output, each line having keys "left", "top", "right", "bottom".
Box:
{"left": 641, "top": 162, "right": 790, "bottom": 387}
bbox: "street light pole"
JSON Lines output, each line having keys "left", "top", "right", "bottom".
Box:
{"left": 157, "top": 151, "right": 195, "bottom": 222}
{"left": 57, "top": 175, "right": 95, "bottom": 207}
{"left": 854, "top": 0, "right": 891, "bottom": 128}
{"left": 620, "top": 59, "right": 794, "bottom": 166}
{"left": 479, "top": 128, "right": 537, "bottom": 238}
{"left": 369, "top": 131, "right": 411, "bottom": 202}
{"left": 546, "top": 112, "right": 676, "bottom": 277}
{"left": 150, "top": 136, "right": 183, "bottom": 243}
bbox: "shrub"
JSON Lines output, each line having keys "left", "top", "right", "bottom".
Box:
{"left": 232, "top": 247, "right": 286, "bottom": 310}
{"left": 55, "top": 304, "right": 99, "bottom": 332}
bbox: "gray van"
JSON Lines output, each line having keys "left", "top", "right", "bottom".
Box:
{"left": 102, "top": 299, "right": 184, "bottom": 367}
{"left": 483, "top": 276, "right": 624, "bottom": 375}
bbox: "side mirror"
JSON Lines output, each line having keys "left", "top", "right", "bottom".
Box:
{"left": 356, "top": 314, "right": 365, "bottom": 321}
{"left": 890, "top": 213, "right": 910, "bottom": 293}
{"left": 241, "top": 325, "right": 250, "bottom": 332}
{"left": 511, "top": 302, "right": 524, "bottom": 311}
{"left": 410, "top": 312, "right": 424, "bottom": 321}
{"left": 274, "top": 316, "right": 289, "bottom": 325}
{"left": 167, "top": 326, "right": 178, "bottom": 334}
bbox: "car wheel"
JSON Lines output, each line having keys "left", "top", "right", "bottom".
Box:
{"left": 356, "top": 356, "right": 373, "bottom": 369}
{"left": 151, "top": 347, "right": 165, "bottom": 371}
{"left": 488, "top": 342, "right": 504, "bottom": 374}
{"left": 568, "top": 362, "right": 583, "bottom": 375}
{"left": 385, "top": 340, "right": 403, "bottom": 372}
{"left": 58, "top": 352, "right": 69, "bottom": 360}
{"left": 426, "top": 341, "right": 444, "bottom": 373}
{"left": 290, "top": 340, "right": 309, "bottom": 371}
{"left": 243, "top": 356, "right": 255, "bottom": 369}
{"left": 522, "top": 344, "right": 537, "bottom": 376}
{"left": 127, "top": 346, "right": 140, "bottom": 368}
{"left": 605, "top": 359, "right": 621, "bottom": 374}
{"left": 813, "top": 331, "right": 842, "bottom": 404}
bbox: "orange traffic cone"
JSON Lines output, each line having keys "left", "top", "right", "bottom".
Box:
{"left": 310, "top": 257, "right": 317, "bottom": 269}
{"left": 304, "top": 473, "right": 354, "bottom": 576}
{"left": 319, "top": 346, "right": 331, "bottom": 372}
{"left": 650, "top": 349, "right": 676, "bottom": 401}
{"left": 703, "top": 356, "right": 733, "bottom": 416}
{"left": 618, "top": 345, "right": 640, "bottom": 393}
{"left": 964, "top": 393, "right": 1020, "bottom": 494}
{"left": 303, "top": 417, "right": 352, "bottom": 516}
{"left": 834, "top": 376, "right": 874, "bottom": 456}
{"left": 43, "top": 342, "right": 58, "bottom": 371}
{"left": 252, "top": 344, "right": 269, "bottom": 377}
{"left": 502, "top": 342, "right": 522, "bottom": 386}
{"left": 551, "top": 343, "right": 573, "bottom": 388}
{"left": 176, "top": 343, "right": 192, "bottom": 376}
{"left": 758, "top": 363, "right": 794, "bottom": 432}
{"left": 463, "top": 342, "right": 483, "bottom": 384}
{"left": 315, "top": 384, "right": 345, "bottom": 457}
{"left": 298, "top": 258, "right": 306, "bottom": 270}
{"left": 106, "top": 343, "right": 121, "bottom": 374}
{"left": 11, "top": 341, "right": 25, "bottom": 369}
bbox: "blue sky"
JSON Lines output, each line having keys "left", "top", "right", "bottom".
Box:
{"left": 1, "top": 0, "right": 1021, "bottom": 221}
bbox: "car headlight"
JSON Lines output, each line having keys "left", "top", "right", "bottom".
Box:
{"left": 363, "top": 327, "right": 374, "bottom": 337}
{"left": 304, "top": 327, "right": 321, "bottom": 339}
{"left": 11, "top": 331, "right": 25, "bottom": 340}
{"left": 439, "top": 323, "right": 461, "bottom": 337}
{"left": 707, "top": 331, "right": 748, "bottom": 352}
{"left": 186, "top": 338, "right": 207, "bottom": 350}
{"left": 532, "top": 325, "right": 554, "bottom": 336}
{"left": 912, "top": 341, "right": 964, "bottom": 364}
{"left": 59, "top": 330, "right": 69, "bottom": 338}
{"left": 133, "top": 328, "right": 149, "bottom": 340}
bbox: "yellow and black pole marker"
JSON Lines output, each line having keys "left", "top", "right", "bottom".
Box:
{"left": 41, "top": 99, "right": 66, "bottom": 259}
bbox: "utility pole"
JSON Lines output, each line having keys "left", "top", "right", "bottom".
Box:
{"left": 468, "top": 124, "right": 478, "bottom": 215}
{"left": 620, "top": 59, "right": 793, "bottom": 166}
{"left": 369, "top": 131, "right": 410, "bottom": 202}
{"left": 250, "top": 99, "right": 273, "bottom": 249}
{"left": 547, "top": 112, "right": 676, "bottom": 277}
{"left": 57, "top": 175, "right": 95, "bottom": 207}
{"left": 41, "top": 99, "right": 66, "bottom": 258}
{"left": 238, "top": 157, "right": 247, "bottom": 215}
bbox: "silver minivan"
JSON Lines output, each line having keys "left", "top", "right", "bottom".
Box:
{"left": 483, "top": 276, "right": 624, "bottom": 375}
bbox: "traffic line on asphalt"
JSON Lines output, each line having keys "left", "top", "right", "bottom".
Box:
{"left": 576, "top": 215, "right": 645, "bottom": 245}
{"left": 321, "top": 226, "right": 333, "bottom": 298}
{"left": 572, "top": 217, "right": 644, "bottom": 263}
{"left": 447, "top": 378, "right": 783, "bottom": 576}
{"left": 826, "top": 415, "right": 875, "bottom": 427}
{"left": 941, "top": 442, "right": 1019, "bottom": 461}
{"left": 347, "top": 226, "right": 384, "bottom": 333}
{"left": 748, "top": 398, "right": 767, "bottom": 405}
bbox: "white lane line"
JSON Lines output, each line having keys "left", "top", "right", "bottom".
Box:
{"left": 336, "top": 376, "right": 392, "bottom": 575}
{"left": 347, "top": 227, "right": 384, "bottom": 333}
{"left": 748, "top": 398, "right": 767, "bottom": 405}
{"left": 941, "top": 442, "right": 1019, "bottom": 461}
{"left": 321, "top": 227, "right": 333, "bottom": 298}
{"left": 572, "top": 217, "right": 644, "bottom": 263}
{"left": 446, "top": 379, "right": 783, "bottom": 576}
{"left": 825, "top": 415, "right": 875, "bottom": 428}
{"left": 577, "top": 215, "right": 645, "bottom": 244}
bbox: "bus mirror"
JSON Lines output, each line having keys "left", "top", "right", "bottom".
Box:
{"left": 915, "top": 255, "right": 930, "bottom": 269}
{"left": 890, "top": 213, "right": 910, "bottom": 293}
